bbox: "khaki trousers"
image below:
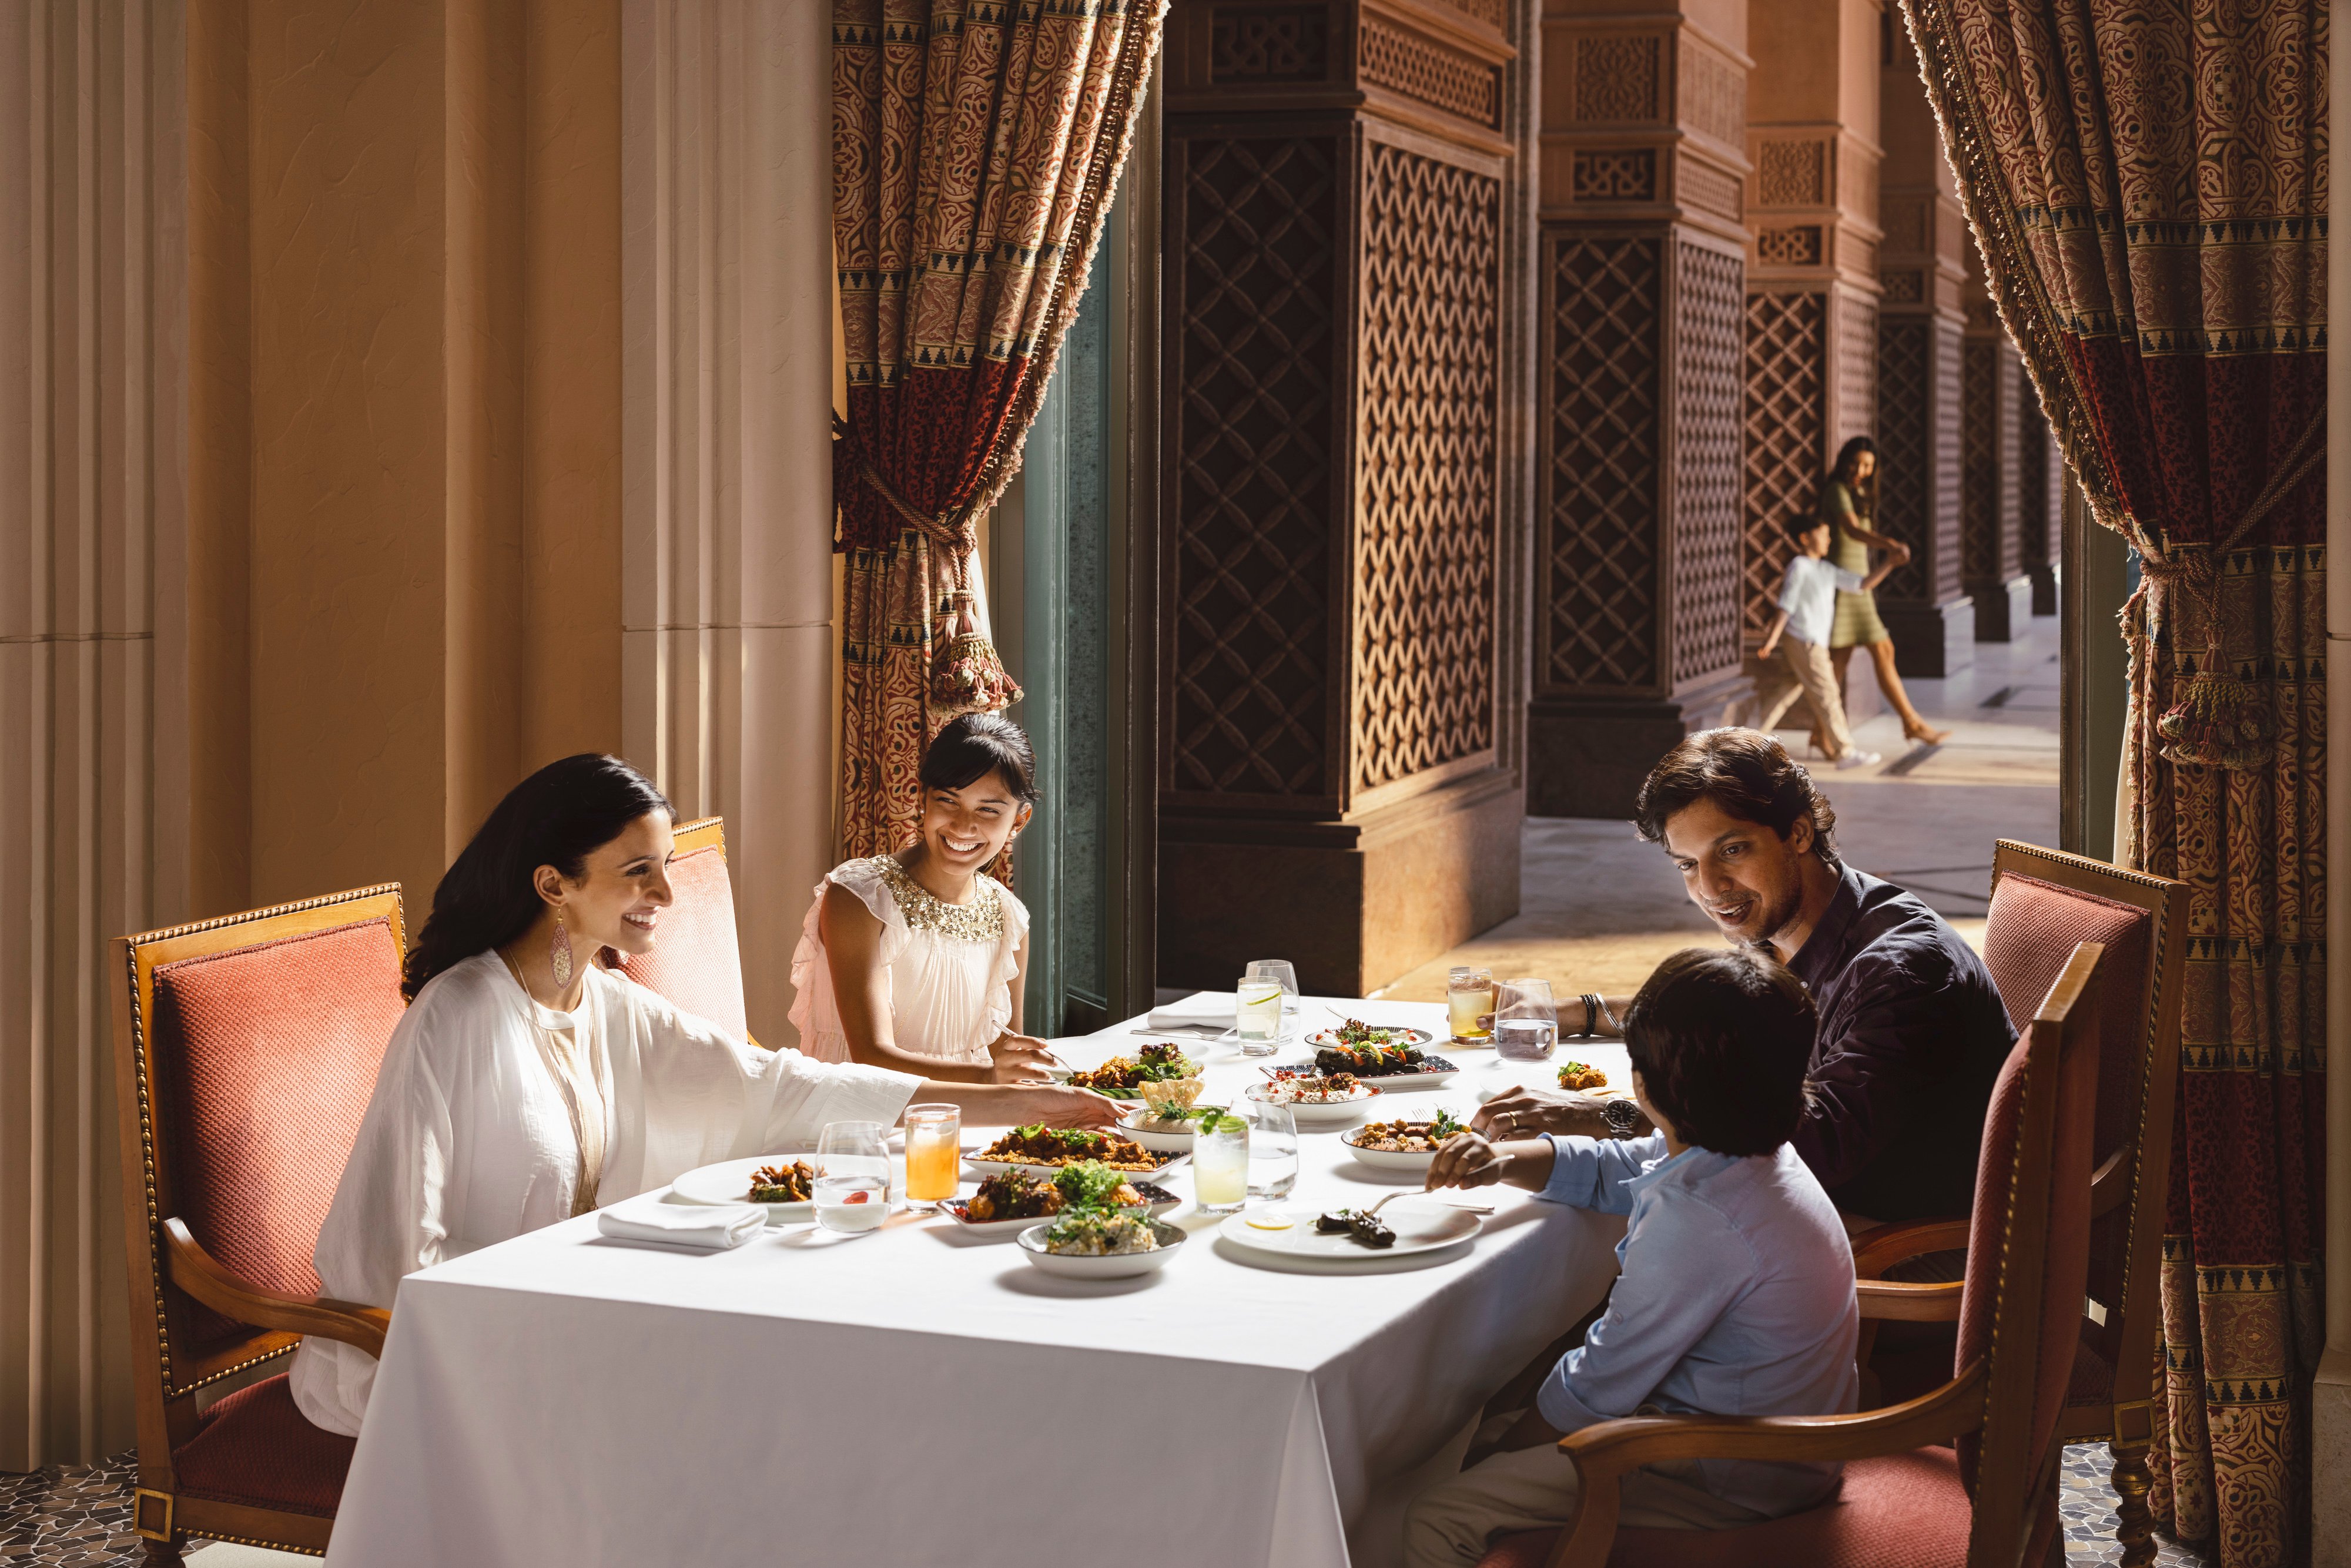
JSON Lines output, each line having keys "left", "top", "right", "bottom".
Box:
{"left": 1750, "top": 636, "right": 1856, "bottom": 759}
{"left": 1401, "top": 1443, "right": 1769, "bottom": 1568}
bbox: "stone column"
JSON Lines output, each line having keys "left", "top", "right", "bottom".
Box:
{"left": 1741, "top": 0, "right": 1881, "bottom": 649}
{"left": 2020, "top": 393, "right": 2062, "bottom": 615}
{"left": 1871, "top": 15, "right": 1972, "bottom": 672}
{"left": 1961, "top": 252, "right": 2031, "bottom": 639}
{"left": 1156, "top": 0, "right": 1533, "bottom": 994}
{"left": 1524, "top": 0, "right": 1753, "bottom": 817}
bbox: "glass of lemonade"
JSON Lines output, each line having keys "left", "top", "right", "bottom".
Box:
{"left": 1493, "top": 979, "right": 1559, "bottom": 1064}
{"left": 902, "top": 1103, "right": 960, "bottom": 1211}
{"left": 813, "top": 1121, "right": 892, "bottom": 1234}
{"left": 1235, "top": 967, "right": 1286, "bottom": 1056}
{"left": 1193, "top": 1113, "right": 1250, "bottom": 1213}
{"left": 1244, "top": 1101, "right": 1298, "bottom": 1201}
{"left": 1448, "top": 965, "right": 1495, "bottom": 1043}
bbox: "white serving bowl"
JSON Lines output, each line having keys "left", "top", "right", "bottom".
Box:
{"left": 1014, "top": 1219, "right": 1187, "bottom": 1279}
{"left": 1116, "top": 1110, "right": 1205, "bottom": 1153}
{"left": 1339, "top": 1125, "right": 1469, "bottom": 1173}
{"left": 1245, "top": 1082, "right": 1378, "bottom": 1128}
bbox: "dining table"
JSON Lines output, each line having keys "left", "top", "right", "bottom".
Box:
{"left": 324, "top": 994, "right": 1635, "bottom": 1568}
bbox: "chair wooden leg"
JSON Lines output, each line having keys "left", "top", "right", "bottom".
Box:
{"left": 140, "top": 1538, "right": 185, "bottom": 1566}
{"left": 2109, "top": 1438, "right": 2156, "bottom": 1568}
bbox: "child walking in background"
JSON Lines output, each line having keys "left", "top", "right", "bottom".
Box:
{"left": 1748, "top": 512, "right": 1895, "bottom": 769}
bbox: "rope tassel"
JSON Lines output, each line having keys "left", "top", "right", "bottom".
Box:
{"left": 2154, "top": 657, "right": 2275, "bottom": 771}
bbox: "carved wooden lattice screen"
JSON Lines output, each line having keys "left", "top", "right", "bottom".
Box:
{"left": 1354, "top": 142, "right": 1501, "bottom": 791}
{"left": 1672, "top": 242, "right": 1746, "bottom": 685}
{"left": 1540, "top": 233, "right": 1661, "bottom": 692}
{"left": 1960, "top": 336, "right": 2010, "bottom": 585}
{"left": 1742, "top": 290, "right": 1827, "bottom": 639}
{"left": 1166, "top": 136, "right": 1340, "bottom": 803}
{"left": 1875, "top": 316, "right": 1931, "bottom": 602}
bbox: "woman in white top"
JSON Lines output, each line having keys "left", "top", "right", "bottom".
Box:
{"left": 791, "top": 714, "right": 1051, "bottom": 1078}
{"left": 292, "top": 753, "right": 1115, "bottom": 1436}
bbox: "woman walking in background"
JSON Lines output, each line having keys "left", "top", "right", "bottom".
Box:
{"left": 1819, "top": 437, "right": 1950, "bottom": 747}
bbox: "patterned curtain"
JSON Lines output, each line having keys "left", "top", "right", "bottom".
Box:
{"left": 830, "top": 0, "right": 1164, "bottom": 859}
{"left": 1900, "top": 2, "right": 2326, "bottom": 1563}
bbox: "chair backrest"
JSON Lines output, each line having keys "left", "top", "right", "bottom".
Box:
{"left": 1980, "top": 840, "right": 2187, "bottom": 1420}
{"left": 1955, "top": 940, "right": 2102, "bottom": 1564}
{"left": 110, "top": 885, "right": 408, "bottom": 1469}
{"left": 611, "top": 815, "right": 749, "bottom": 1040}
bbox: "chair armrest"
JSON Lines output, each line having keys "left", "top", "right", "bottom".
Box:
{"left": 1851, "top": 1217, "right": 1971, "bottom": 1278}
{"left": 1857, "top": 1279, "right": 1964, "bottom": 1322}
{"left": 1539, "top": 1361, "right": 1987, "bottom": 1568}
{"left": 163, "top": 1219, "right": 390, "bottom": 1359}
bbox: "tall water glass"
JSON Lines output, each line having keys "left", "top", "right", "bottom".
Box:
{"left": 1493, "top": 979, "right": 1559, "bottom": 1064}
{"left": 902, "top": 1104, "right": 960, "bottom": 1211}
{"left": 1245, "top": 1101, "right": 1299, "bottom": 1201}
{"left": 1193, "top": 1114, "right": 1250, "bottom": 1213}
{"left": 1447, "top": 964, "right": 1495, "bottom": 1043}
{"left": 1235, "top": 966, "right": 1286, "bottom": 1056}
{"left": 1250, "top": 959, "right": 1300, "bottom": 1026}
{"left": 813, "top": 1120, "right": 891, "bottom": 1233}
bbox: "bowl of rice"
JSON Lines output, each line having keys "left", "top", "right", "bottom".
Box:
{"left": 1015, "top": 1211, "right": 1187, "bottom": 1279}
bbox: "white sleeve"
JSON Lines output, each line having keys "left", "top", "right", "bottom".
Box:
{"left": 1831, "top": 564, "right": 1866, "bottom": 592}
{"left": 631, "top": 976, "right": 918, "bottom": 1178}
{"left": 1776, "top": 559, "right": 1808, "bottom": 612}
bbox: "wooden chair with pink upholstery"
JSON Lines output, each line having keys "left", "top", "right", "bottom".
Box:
{"left": 1856, "top": 839, "right": 2186, "bottom": 1567}
{"left": 109, "top": 884, "right": 411, "bottom": 1562}
{"left": 1474, "top": 939, "right": 2107, "bottom": 1568}
{"left": 609, "top": 814, "right": 752, "bottom": 1041}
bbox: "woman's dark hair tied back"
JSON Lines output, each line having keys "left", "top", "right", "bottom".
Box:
{"left": 403, "top": 753, "right": 674, "bottom": 1000}
{"left": 920, "top": 712, "right": 1038, "bottom": 805}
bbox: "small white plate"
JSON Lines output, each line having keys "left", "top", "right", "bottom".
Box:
{"left": 1302, "top": 1027, "right": 1436, "bottom": 1051}
{"left": 1215, "top": 1200, "right": 1479, "bottom": 1264}
{"left": 1016, "top": 1219, "right": 1187, "bottom": 1279}
{"left": 1245, "top": 1081, "right": 1378, "bottom": 1128}
{"left": 669, "top": 1154, "right": 827, "bottom": 1224}
{"left": 1116, "top": 1110, "right": 1215, "bottom": 1153}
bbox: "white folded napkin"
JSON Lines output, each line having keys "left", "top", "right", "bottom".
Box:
{"left": 597, "top": 1191, "right": 765, "bottom": 1250}
{"left": 1147, "top": 991, "right": 1235, "bottom": 1031}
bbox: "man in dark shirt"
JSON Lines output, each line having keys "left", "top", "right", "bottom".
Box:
{"left": 1473, "top": 727, "right": 2014, "bottom": 1223}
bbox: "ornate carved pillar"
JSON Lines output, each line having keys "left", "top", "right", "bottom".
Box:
{"left": 1523, "top": 0, "right": 1751, "bottom": 817}
{"left": 1871, "top": 15, "right": 1972, "bottom": 672}
{"left": 1741, "top": 0, "right": 1880, "bottom": 648}
{"left": 1156, "top": 0, "right": 1533, "bottom": 994}
{"left": 2019, "top": 392, "right": 2062, "bottom": 615}
{"left": 1961, "top": 252, "right": 2030, "bottom": 639}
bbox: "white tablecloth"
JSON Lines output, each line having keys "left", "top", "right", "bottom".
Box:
{"left": 327, "top": 997, "right": 1632, "bottom": 1567}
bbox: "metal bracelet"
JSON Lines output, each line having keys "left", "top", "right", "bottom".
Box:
{"left": 1578, "top": 993, "right": 1603, "bottom": 1039}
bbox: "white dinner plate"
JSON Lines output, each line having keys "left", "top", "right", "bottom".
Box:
{"left": 1016, "top": 1219, "right": 1187, "bottom": 1278}
{"left": 1214, "top": 1200, "right": 1480, "bottom": 1265}
{"left": 668, "top": 1154, "right": 833, "bottom": 1224}
{"left": 965, "top": 1152, "right": 1190, "bottom": 1187}
{"left": 1302, "top": 1027, "right": 1436, "bottom": 1051}
{"left": 936, "top": 1181, "right": 1182, "bottom": 1238}
{"left": 1281, "top": 1057, "right": 1459, "bottom": 1093}
{"left": 1245, "top": 1081, "right": 1379, "bottom": 1128}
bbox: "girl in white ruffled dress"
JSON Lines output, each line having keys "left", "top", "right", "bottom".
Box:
{"left": 790, "top": 714, "right": 1060, "bottom": 1082}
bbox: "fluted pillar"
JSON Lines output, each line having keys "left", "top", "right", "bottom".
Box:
{"left": 1156, "top": 0, "right": 1533, "bottom": 991}
{"left": 1525, "top": 0, "right": 1752, "bottom": 816}
{"left": 1871, "top": 15, "right": 1972, "bottom": 673}
{"left": 2020, "top": 393, "right": 2062, "bottom": 615}
{"left": 1961, "top": 253, "right": 2030, "bottom": 640}
{"left": 1740, "top": 0, "right": 1880, "bottom": 648}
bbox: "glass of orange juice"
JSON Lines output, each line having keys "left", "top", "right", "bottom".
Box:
{"left": 903, "top": 1104, "right": 961, "bottom": 1211}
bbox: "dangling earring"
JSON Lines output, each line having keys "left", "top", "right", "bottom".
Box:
{"left": 550, "top": 909, "right": 574, "bottom": 988}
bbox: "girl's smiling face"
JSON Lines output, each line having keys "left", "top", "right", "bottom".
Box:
{"left": 918, "top": 768, "right": 1032, "bottom": 877}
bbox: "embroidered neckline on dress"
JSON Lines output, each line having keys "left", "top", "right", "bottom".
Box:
{"left": 869, "top": 855, "right": 1004, "bottom": 943}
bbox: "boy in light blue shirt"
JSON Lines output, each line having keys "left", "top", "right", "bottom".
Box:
{"left": 1749, "top": 514, "right": 1895, "bottom": 769}
{"left": 1403, "top": 947, "right": 1860, "bottom": 1568}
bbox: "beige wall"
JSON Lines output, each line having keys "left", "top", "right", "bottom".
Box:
{"left": 192, "top": 0, "right": 624, "bottom": 918}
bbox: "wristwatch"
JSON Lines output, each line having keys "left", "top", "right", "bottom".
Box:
{"left": 1601, "top": 1098, "right": 1643, "bottom": 1140}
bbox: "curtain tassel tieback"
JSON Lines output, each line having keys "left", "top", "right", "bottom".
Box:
{"left": 833, "top": 417, "right": 1023, "bottom": 718}
{"left": 2119, "top": 411, "right": 2323, "bottom": 773}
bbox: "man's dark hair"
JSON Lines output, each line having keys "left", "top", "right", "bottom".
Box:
{"left": 1632, "top": 727, "right": 1838, "bottom": 865}
{"left": 1623, "top": 947, "right": 1816, "bottom": 1157}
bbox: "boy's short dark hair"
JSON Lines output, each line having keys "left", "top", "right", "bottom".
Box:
{"left": 1782, "top": 512, "right": 1828, "bottom": 542}
{"left": 1633, "top": 727, "right": 1839, "bottom": 865}
{"left": 1623, "top": 948, "right": 1816, "bottom": 1157}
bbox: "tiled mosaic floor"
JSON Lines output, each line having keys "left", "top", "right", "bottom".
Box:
{"left": 4, "top": 1443, "right": 2215, "bottom": 1565}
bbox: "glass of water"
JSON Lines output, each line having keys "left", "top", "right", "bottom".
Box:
{"left": 813, "top": 1120, "right": 891, "bottom": 1234}
{"left": 1235, "top": 963, "right": 1288, "bottom": 1056}
{"left": 1244, "top": 1100, "right": 1298, "bottom": 1201}
{"left": 1493, "top": 979, "right": 1559, "bottom": 1064}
